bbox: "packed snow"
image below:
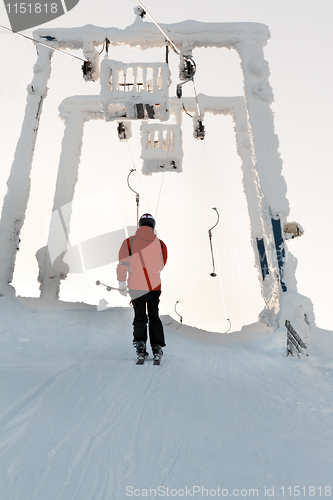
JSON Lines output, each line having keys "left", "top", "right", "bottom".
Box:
{"left": 0, "top": 297, "right": 332, "bottom": 499}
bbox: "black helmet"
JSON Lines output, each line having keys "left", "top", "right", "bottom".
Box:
{"left": 139, "top": 213, "right": 156, "bottom": 229}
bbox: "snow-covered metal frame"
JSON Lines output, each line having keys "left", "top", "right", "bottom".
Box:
{"left": 140, "top": 122, "right": 183, "bottom": 174}
{"left": 100, "top": 59, "right": 170, "bottom": 122}
{"left": 0, "top": 17, "right": 315, "bottom": 332}
{"left": 36, "top": 96, "right": 104, "bottom": 299}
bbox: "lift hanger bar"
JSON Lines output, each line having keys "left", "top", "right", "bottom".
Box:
{"left": 174, "top": 300, "right": 183, "bottom": 324}
{"left": 127, "top": 169, "right": 140, "bottom": 227}
{"left": 208, "top": 207, "right": 220, "bottom": 277}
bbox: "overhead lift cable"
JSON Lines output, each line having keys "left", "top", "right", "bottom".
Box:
{"left": 0, "top": 24, "right": 86, "bottom": 62}
{"left": 135, "top": 0, "right": 200, "bottom": 119}
{"left": 136, "top": 0, "right": 181, "bottom": 55}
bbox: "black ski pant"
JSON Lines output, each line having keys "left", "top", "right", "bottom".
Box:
{"left": 130, "top": 290, "right": 166, "bottom": 348}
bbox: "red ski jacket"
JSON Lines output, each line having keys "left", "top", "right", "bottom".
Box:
{"left": 117, "top": 226, "right": 167, "bottom": 291}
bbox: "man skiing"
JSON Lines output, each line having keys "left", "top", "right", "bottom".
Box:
{"left": 117, "top": 213, "right": 168, "bottom": 364}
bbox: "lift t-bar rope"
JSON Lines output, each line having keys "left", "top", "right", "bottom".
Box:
{"left": 135, "top": 2, "right": 199, "bottom": 117}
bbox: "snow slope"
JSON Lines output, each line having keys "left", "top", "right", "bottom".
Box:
{"left": 0, "top": 297, "right": 332, "bottom": 499}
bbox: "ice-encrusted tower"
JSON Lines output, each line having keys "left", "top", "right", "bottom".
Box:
{"left": 0, "top": 11, "right": 314, "bottom": 336}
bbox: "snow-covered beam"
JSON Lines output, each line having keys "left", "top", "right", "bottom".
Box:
{"left": 34, "top": 19, "right": 270, "bottom": 52}
{"left": 38, "top": 109, "right": 87, "bottom": 299}
{"left": 37, "top": 96, "right": 105, "bottom": 299}
{"left": 0, "top": 45, "right": 53, "bottom": 291}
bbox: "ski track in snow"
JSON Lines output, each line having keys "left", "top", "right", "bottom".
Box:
{"left": 0, "top": 298, "right": 333, "bottom": 499}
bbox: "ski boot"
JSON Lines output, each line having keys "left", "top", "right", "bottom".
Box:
{"left": 135, "top": 341, "right": 148, "bottom": 365}
{"left": 152, "top": 345, "right": 163, "bottom": 366}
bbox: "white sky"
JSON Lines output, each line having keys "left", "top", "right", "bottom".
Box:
{"left": 0, "top": 0, "right": 332, "bottom": 332}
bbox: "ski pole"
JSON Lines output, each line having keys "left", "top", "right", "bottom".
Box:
{"left": 95, "top": 280, "right": 120, "bottom": 292}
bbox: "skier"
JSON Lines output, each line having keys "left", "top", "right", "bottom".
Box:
{"left": 117, "top": 214, "right": 168, "bottom": 364}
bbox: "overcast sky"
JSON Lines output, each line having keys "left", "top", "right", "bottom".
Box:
{"left": 1, "top": 0, "right": 332, "bottom": 332}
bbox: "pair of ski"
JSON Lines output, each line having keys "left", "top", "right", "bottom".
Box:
{"left": 136, "top": 352, "right": 161, "bottom": 366}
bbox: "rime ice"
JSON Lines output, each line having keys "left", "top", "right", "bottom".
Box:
{"left": 0, "top": 17, "right": 314, "bottom": 334}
